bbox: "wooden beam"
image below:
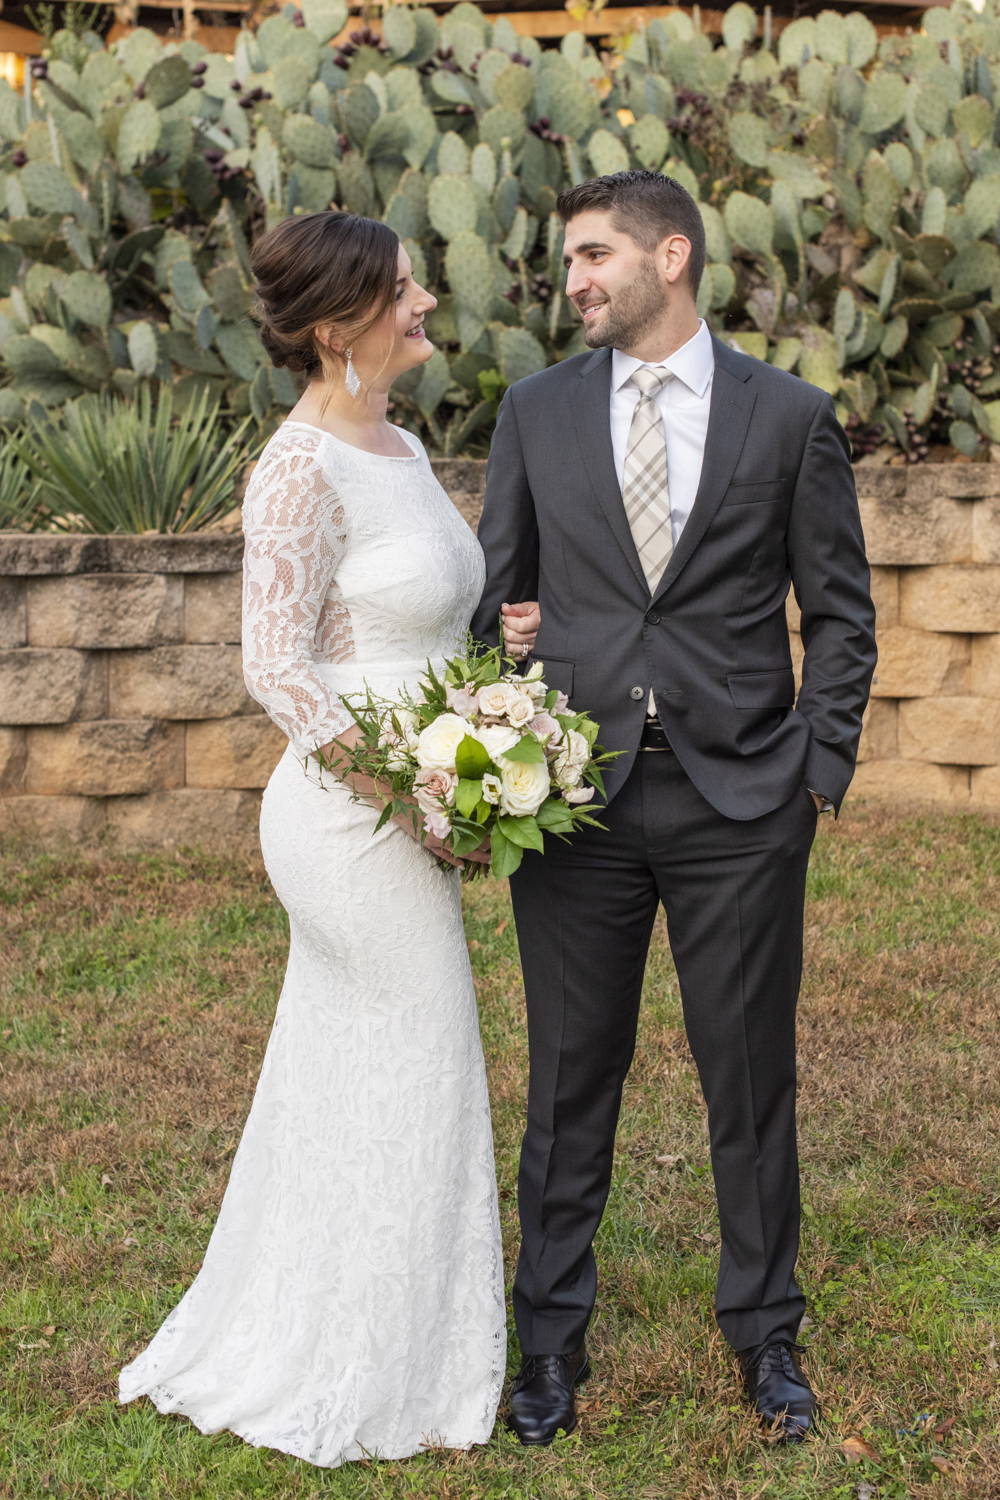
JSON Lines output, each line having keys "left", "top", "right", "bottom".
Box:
{"left": 0, "top": 19, "right": 46, "bottom": 54}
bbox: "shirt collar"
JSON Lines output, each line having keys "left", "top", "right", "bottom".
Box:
{"left": 611, "top": 318, "right": 715, "bottom": 400}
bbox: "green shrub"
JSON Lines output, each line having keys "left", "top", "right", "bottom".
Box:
{"left": 9, "top": 385, "right": 260, "bottom": 532}
{"left": 0, "top": 443, "right": 42, "bottom": 529}
{"left": 2, "top": 0, "right": 1000, "bottom": 461}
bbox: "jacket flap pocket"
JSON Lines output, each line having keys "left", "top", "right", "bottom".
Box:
{"left": 723, "top": 479, "right": 789, "bottom": 507}
{"left": 533, "top": 655, "right": 574, "bottom": 697}
{"left": 728, "top": 668, "right": 795, "bottom": 709}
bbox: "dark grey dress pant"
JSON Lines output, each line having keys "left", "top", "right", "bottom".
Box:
{"left": 508, "top": 747, "right": 818, "bottom": 1357}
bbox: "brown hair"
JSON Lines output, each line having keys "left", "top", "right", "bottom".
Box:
{"left": 251, "top": 211, "right": 400, "bottom": 386}
{"left": 556, "top": 170, "right": 706, "bottom": 295}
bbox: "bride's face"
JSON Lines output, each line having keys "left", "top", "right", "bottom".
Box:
{"left": 356, "top": 244, "right": 437, "bottom": 387}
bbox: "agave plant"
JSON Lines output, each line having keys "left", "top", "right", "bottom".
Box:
{"left": 0, "top": 443, "right": 42, "bottom": 530}
{"left": 9, "top": 384, "right": 261, "bottom": 533}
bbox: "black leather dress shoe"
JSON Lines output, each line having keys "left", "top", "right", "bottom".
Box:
{"left": 738, "top": 1340, "right": 816, "bottom": 1444}
{"left": 508, "top": 1345, "right": 590, "bottom": 1445}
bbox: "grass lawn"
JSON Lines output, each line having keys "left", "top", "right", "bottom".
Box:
{"left": 2, "top": 802, "right": 999, "bottom": 1499}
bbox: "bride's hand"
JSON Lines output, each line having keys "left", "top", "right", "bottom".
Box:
{"left": 501, "top": 600, "right": 540, "bottom": 658}
{"left": 395, "top": 810, "right": 491, "bottom": 870}
{"left": 319, "top": 728, "right": 490, "bottom": 869}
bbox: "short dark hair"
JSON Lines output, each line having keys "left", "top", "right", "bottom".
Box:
{"left": 556, "top": 170, "right": 706, "bottom": 295}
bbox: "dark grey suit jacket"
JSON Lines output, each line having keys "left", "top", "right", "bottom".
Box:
{"left": 470, "top": 335, "right": 877, "bottom": 819}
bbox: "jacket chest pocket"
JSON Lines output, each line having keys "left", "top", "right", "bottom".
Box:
{"left": 722, "top": 479, "right": 789, "bottom": 507}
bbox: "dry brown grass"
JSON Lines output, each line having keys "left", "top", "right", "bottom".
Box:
{"left": 2, "top": 802, "right": 1000, "bottom": 1498}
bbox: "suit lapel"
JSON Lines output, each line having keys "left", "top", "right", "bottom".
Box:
{"left": 569, "top": 347, "right": 648, "bottom": 596}
{"left": 651, "top": 341, "right": 755, "bottom": 606}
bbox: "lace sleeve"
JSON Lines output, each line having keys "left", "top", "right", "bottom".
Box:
{"left": 242, "top": 438, "right": 354, "bottom": 757}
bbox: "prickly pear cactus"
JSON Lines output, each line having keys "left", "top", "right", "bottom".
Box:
{"left": 3, "top": 0, "right": 1000, "bottom": 462}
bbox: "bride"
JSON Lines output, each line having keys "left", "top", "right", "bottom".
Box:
{"left": 119, "top": 210, "right": 538, "bottom": 1467}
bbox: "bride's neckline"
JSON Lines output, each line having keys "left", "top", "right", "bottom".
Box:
{"left": 282, "top": 418, "right": 420, "bottom": 463}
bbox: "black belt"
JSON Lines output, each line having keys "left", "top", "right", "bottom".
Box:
{"left": 639, "top": 717, "right": 673, "bottom": 752}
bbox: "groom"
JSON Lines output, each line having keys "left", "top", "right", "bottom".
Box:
{"left": 471, "top": 170, "right": 876, "bottom": 1445}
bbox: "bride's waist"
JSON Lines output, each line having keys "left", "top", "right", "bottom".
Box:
{"left": 313, "top": 656, "right": 447, "bottom": 699}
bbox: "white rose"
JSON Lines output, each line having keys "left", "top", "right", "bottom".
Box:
{"left": 498, "top": 755, "right": 551, "bottom": 817}
{"left": 481, "top": 772, "right": 502, "bottom": 805}
{"left": 473, "top": 722, "right": 519, "bottom": 762}
{"left": 521, "top": 678, "right": 548, "bottom": 705}
{"left": 562, "top": 784, "right": 595, "bottom": 804}
{"left": 553, "top": 729, "right": 590, "bottom": 789}
{"left": 506, "top": 692, "right": 535, "bottom": 727}
{"left": 477, "top": 681, "right": 521, "bottom": 718}
{"left": 415, "top": 713, "right": 472, "bottom": 772}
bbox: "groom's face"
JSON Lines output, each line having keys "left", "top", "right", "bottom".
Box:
{"left": 562, "top": 210, "right": 667, "bottom": 353}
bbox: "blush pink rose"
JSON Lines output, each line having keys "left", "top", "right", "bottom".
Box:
{"left": 423, "top": 807, "right": 452, "bottom": 840}
{"left": 445, "top": 683, "right": 477, "bottom": 718}
{"left": 529, "top": 712, "right": 561, "bottom": 745}
{"left": 562, "top": 785, "right": 595, "bottom": 804}
{"left": 414, "top": 766, "right": 458, "bottom": 817}
{"left": 551, "top": 691, "right": 570, "bottom": 715}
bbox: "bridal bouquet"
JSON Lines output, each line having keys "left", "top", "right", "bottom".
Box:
{"left": 312, "top": 637, "right": 614, "bottom": 879}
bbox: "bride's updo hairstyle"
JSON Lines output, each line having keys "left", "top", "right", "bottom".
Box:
{"left": 251, "top": 210, "right": 400, "bottom": 386}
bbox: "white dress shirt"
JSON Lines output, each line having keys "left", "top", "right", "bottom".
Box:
{"left": 609, "top": 317, "right": 715, "bottom": 550}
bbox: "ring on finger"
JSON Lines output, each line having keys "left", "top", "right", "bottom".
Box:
{"left": 521, "top": 643, "right": 529, "bottom": 658}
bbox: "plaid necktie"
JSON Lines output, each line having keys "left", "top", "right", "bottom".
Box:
{"left": 623, "top": 365, "right": 673, "bottom": 594}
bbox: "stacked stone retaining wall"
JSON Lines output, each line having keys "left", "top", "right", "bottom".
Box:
{"left": 0, "top": 459, "right": 997, "bottom": 848}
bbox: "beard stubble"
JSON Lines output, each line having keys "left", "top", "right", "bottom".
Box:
{"left": 581, "top": 256, "right": 668, "bottom": 350}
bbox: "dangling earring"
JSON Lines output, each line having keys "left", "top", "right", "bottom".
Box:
{"left": 344, "top": 347, "right": 361, "bottom": 399}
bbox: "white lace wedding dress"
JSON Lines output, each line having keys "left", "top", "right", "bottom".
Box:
{"left": 118, "top": 421, "right": 505, "bottom": 1467}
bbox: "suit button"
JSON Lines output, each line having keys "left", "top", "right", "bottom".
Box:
{"left": 630, "top": 686, "right": 644, "bottom": 700}
{"left": 645, "top": 610, "right": 661, "bottom": 625}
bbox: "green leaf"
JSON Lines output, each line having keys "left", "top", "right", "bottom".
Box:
{"left": 534, "top": 798, "right": 576, "bottom": 832}
{"left": 497, "top": 815, "right": 545, "bottom": 852}
{"left": 455, "top": 777, "right": 483, "bottom": 818}
{"left": 544, "top": 689, "right": 559, "bottom": 711}
{"left": 455, "top": 733, "right": 491, "bottom": 779}
{"left": 489, "top": 822, "right": 523, "bottom": 879}
{"left": 501, "top": 734, "right": 546, "bottom": 764}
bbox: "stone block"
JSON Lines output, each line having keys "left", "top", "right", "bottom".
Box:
{"left": 0, "top": 793, "right": 106, "bottom": 843}
{"left": 106, "top": 788, "right": 262, "bottom": 848}
{"left": 185, "top": 717, "right": 286, "bottom": 789}
{"left": 857, "top": 699, "right": 898, "bottom": 761}
{"left": 849, "top": 760, "right": 970, "bottom": 804}
{"left": 0, "top": 577, "right": 26, "bottom": 648}
{"left": 431, "top": 458, "right": 486, "bottom": 534}
{"left": 26, "top": 574, "right": 184, "bottom": 649}
{"left": 907, "top": 463, "right": 1000, "bottom": 500}
{"left": 0, "top": 534, "right": 109, "bottom": 576}
{"left": 0, "top": 726, "right": 26, "bottom": 792}
{"left": 972, "top": 497, "right": 1000, "bottom": 563}
{"left": 869, "top": 628, "right": 969, "bottom": 698}
{"left": 0, "top": 648, "right": 107, "bottom": 725}
{"left": 790, "top": 630, "right": 804, "bottom": 692}
{"left": 899, "top": 566, "right": 1000, "bottom": 633}
{"left": 857, "top": 489, "right": 972, "bottom": 565}
{"left": 971, "top": 635, "right": 1000, "bottom": 696}
{"left": 870, "top": 566, "right": 899, "bottom": 628}
{"left": 970, "top": 765, "right": 1000, "bottom": 807}
{"left": 108, "top": 646, "right": 258, "bottom": 720}
{"left": 25, "top": 720, "right": 184, "bottom": 796}
{"left": 105, "top": 534, "right": 244, "bottom": 575}
{"left": 185, "top": 573, "right": 242, "bottom": 644}
{"left": 898, "top": 696, "right": 1000, "bottom": 764}
{"left": 786, "top": 591, "right": 800, "bottom": 633}
{"left": 851, "top": 464, "right": 906, "bottom": 500}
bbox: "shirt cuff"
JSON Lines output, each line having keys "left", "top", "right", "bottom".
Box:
{"left": 808, "top": 788, "right": 834, "bottom": 813}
